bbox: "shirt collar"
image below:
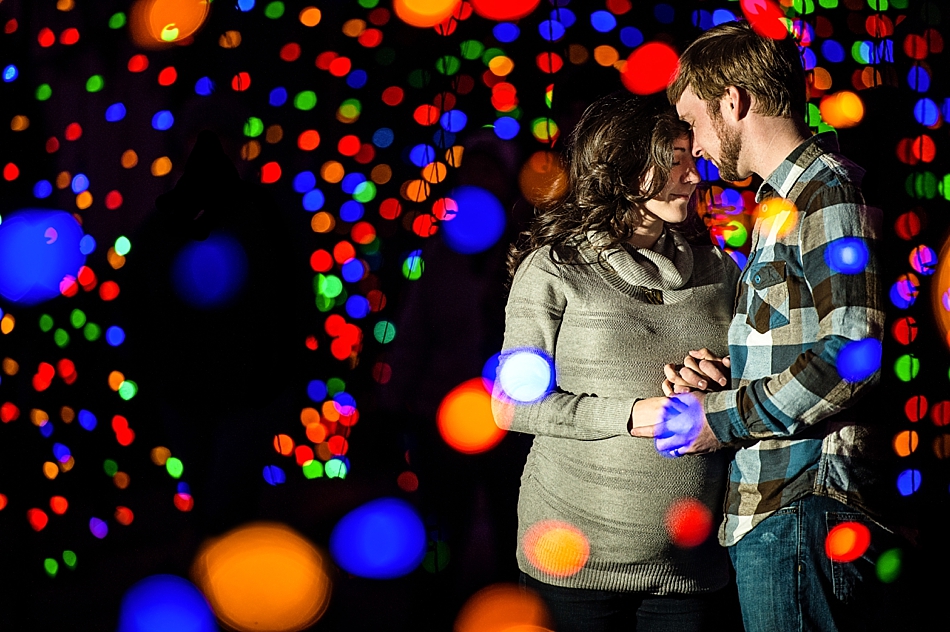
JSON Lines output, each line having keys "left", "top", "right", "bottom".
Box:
{"left": 755, "top": 132, "right": 840, "bottom": 203}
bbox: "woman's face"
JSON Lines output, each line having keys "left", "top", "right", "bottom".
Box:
{"left": 642, "top": 136, "right": 701, "bottom": 225}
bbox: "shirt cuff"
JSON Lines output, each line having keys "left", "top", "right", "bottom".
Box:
{"left": 704, "top": 389, "right": 753, "bottom": 445}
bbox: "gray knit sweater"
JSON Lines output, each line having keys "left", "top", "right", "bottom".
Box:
{"left": 494, "top": 229, "right": 740, "bottom": 594}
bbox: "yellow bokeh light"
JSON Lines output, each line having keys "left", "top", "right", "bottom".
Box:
{"left": 219, "top": 30, "right": 242, "bottom": 48}
{"left": 522, "top": 520, "right": 590, "bottom": 577}
{"left": 43, "top": 462, "right": 59, "bottom": 480}
{"left": 820, "top": 91, "right": 865, "bottom": 129}
{"left": 76, "top": 191, "right": 93, "bottom": 210}
{"left": 0, "top": 314, "right": 15, "bottom": 335}
{"left": 393, "top": 0, "right": 461, "bottom": 28}
{"left": 30, "top": 409, "right": 49, "bottom": 426}
{"left": 489, "top": 55, "right": 515, "bottom": 76}
{"left": 192, "top": 522, "right": 332, "bottom": 632}
{"left": 752, "top": 197, "right": 799, "bottom": 239}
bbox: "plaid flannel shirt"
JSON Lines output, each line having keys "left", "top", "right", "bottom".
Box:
{"left": 703, "top": 133, "right": 885, "bottom": 547}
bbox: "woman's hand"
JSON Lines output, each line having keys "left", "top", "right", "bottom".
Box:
{"left": 662, "top": 349, "right": 730, "bottom": 395}
{"left": 629, "top": 397, "right": 679, "bottom": 436}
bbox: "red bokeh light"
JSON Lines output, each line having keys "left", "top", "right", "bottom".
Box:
{"left": 904, "top": 395, "right": 928, "bottom": 422}
{"left": 470, "top": 0, "right": 540, "bottom": 21}
{"left": 621, "top": 42, "right": 679, "bottom": 95}
{"left": 280, "top": 43, "right": 301, "bottom": 62}
{"left": 27, "top": 508, "right": 49, "bottom": 531}
{"left": 740, "top": 0, "right": 788, "bottom": 40}
{"left": 665, "top": 497, "right": 713, "bottom": 548}
{"left": 158, "top": 66, "right": 178, "bottom": 86}
{"left": 261, "top": 162, "right": 282, "bottom": 184}
{"left": 825, "top": 522, "right": 871, "bottom": 562}
{"left": 128, "top": 54, "right": 149, "bottom": 72}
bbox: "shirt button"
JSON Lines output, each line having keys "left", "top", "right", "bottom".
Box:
{"left": 754, "top": 275, "right": 761, "bottom": 283}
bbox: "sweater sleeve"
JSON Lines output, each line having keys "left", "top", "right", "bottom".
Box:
{"left": 491, "top": 249, "right": 639, "bottom": 440}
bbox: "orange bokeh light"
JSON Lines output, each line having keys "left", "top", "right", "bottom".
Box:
{"left": 522, "top": 520, "right": 590, "bottom": 577}
{"left": 437, "top": 378, "right": 506, "bottom": 454}
{"left": 825, "top": 522, "right": 871, "bottom": 563}
{"left": 130, "top": 0, "right": 210, "bottom": 48}
{"left": 819, "top": 91, "right": 865, "bottom": 129}
{"left": 192, "top": 522, "right": 332, "bottom": 632}
{"left": 519, "top": 151, "right": 568, "bottom": 209}
{"left": 393, "top": 0, "right": 461, "bottom": 28}
{"left": 932, "top": 236, "right": 950, "bottom": 352}
{"left": 454, "top": 583, "right": 552, "bottom": 632}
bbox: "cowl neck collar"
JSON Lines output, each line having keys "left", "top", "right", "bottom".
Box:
{"left": 580, "top": 228, "right": 693, "bottom": 295}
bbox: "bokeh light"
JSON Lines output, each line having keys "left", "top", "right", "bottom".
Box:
{"left": 664, "top": 497, "right": 713, "bottom": 548}
{"left": 824, "top": 522, "right": 871, "bottom": 563}
{"left": 329, "top": 497, "right": 426, "bottom": 579}
{"left": 0, "top": 209, "right": 86, "bottom": 305}
{"left": 819, "top": 91, "right": 865, "bottom": 128}
{"left": 441, "top": 185, "right": 506, "bottom": 254}
{"left": 621, "top": 42, "right": 679, "bottom": 95}
{"left": 836, "top": 338, "right": 882, "bottom": 382}
{"left": 117, "top": 574, "right": 216, "bottom": 632}
{"left": 522, "top": 520, "right": 590, "bottom": 577}
{"left": 170, "top": 230, "right": 249, "bottom": 309}
{"left": 192, "top": 522, "right": 332, "bottom": 632}
{"left": 130, "top": 0, "right": 211, "bottom": 48}
{"left": 497, "top": 348, "right": 554, "bottom": 404}
{"left": 393, "top": 0, "right": 460, "bottom": 28}
{"left": 455, "top": 583, "right": 551, "bottom": 632}
{"left": 437, "top": 378, "right": 506, "bottom": 454}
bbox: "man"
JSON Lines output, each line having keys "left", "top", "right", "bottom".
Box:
{"left": 631, "top": 20, "right": 891, "bottom": 631}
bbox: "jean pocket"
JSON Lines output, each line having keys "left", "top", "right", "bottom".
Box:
{"left": 745, "top": 261, "right": 789, "bottom": 334}
{"left": 825, "top": 511, "right": 878, "bottom": 604}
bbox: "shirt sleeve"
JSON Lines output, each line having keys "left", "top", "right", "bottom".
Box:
{"left": 705, "top": 178, "right": 885, "bottom": 443}
{"left": 491, "top": 248, "right": 639, "bottom": 440}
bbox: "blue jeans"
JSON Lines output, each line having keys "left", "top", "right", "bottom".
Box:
{"left": 520, "top": 572, "right": 727, "bottom": 632}
{"left": 728, "top": 494, "right": 898, "bottom": 632}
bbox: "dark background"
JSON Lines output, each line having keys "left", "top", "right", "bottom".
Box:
{"left": 0, "top": 0, "right": 948, "bottom": 629}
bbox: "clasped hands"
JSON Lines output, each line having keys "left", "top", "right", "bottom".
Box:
{"left": 628, "top": 349, "right": 730, "bottom": 458}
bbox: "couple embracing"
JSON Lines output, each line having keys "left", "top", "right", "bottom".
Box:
{"left": 494, "top": 20, "right": 894, "bottom": 632}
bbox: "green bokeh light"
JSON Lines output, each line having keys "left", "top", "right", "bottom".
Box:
{"left": 353, "top": 181, "right": 376, "bottom": 202}
{"left": 460, "top": 40, "right": 484, "bottom": 60}
{"left": 53, "top": 329, "right": 70, "bottom": 348}
{"left": 104, "top": 459, "right": 119, "bottom": 477}
{"left": 115, "top": 236, "right": 131, "bottom": 256}
{"left": 327, "top": 377, "right": 346, "bottom": 396}
{"left": 108, "top": 12, "right": 127, "bottom": 29}
{"left": 302, "top": 460, "right": 324, "bottom": 479}
{"left": 39, "top": 315, "right": 54, "bottom": 332}
{"left": 86, "top": 75, "right": 104, "bottom": 93}
{"left": 402, "top": 252, "right": 424, "bottom": 280}
{"left": 435, "top": 55, "right": 461, "bottom": 75}
{"left": 44, "top": 558, "right": 59, "bottom": 578}
{"left": 63, "top": 550, "right": 77, "bottom": 569}
{"left": 876, "top": 548, "right": 902, "bottom": 583}
{"left": 294, "top": 91, "right": 317, "bottom": 111}
{"left": 36, "top": 84, "right": 52, "bottom": 101}
{"left": 373, "top": 320, "right": 396, "bottom": 344}
{"left": 166, "top": 457, "right": 183, "bottom": 479}
{"left": 894, "top": 355, "right": 920, "bottom": 382}
{"left": 422, "top": 541, "right": 451, "bottom": 573}
{"left": 264, "top": 1, "right": 285, "bottom": 18}
{"left": 70, "top": 309, "right": 86, "bottom": 329}
{"left": 118, "top": 380, "right": 138, "bottom": 400}
{"left": 243, "top": 117, "right": 264, "bottom": 138}
{"left": 325, "top": 458, "right": 348, "bottom": 479}
{"left": 84, "top": 323, "right": 102, "bottom": 342}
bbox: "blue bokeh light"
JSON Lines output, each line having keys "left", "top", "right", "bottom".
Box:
{"left": 106, "top": 326, "right": 126, "bottom": 347}
{"left": 821, "top": 40, "right": 845, "bottom": 63}
{"left": 691, "top": 10, "right": 713, "bottom": 30}
{"left": 105, "top": 103, "right": 127, "bottom": 122}
{"left": 907, "top": 66, "right": 931, "bottom": 92}
{"left": 590, "top": 10, "right": 617, "bottom": 32}
{"left": 493, "top": 23, "right": 520, "bottom": 42}
{"left": 170, "top": 231, "right": 249, "bottom": 309}
{"left": 302, "top": 189, "right": 325, "bottom": 211}
{"left": 0, "top": 209, "right": 86, "bottom": 305}
{"left": 620, "top": 26, "right": 644, "bottom": 48}
{"left": 71, "top": 174, "right": 89, "bottom": 194}
{"left": 493, "top": 116, "right": 519, "bottom": 140}
{"left": 151, "top": 110, "right": 174, "bottom": 131}
{"left": 33, "top": 180, "right": 53, "bottom": 199}
{"left": 329, "top": 497, "right": 426, "bottom": 579}
{"left": 117, "top": 575, "right": 216, "bottom": 632}
{"left": 346, "top": 69, "right": 367, "bottom": 89}
{"left": 268, "top": 87, "right": 288, "bottom": 106}
{"left": 712, "top": 8, "right": 736, "bottom": 25}
{"left": 340, "top": 201, "right": 364, "bottom": 223}
{"left": 307, "top": 380, "right": 328, "bottom": 402}
{"left": 409, "top": 144, "right": 436, "bottom": 168}
{"left": 824, "top": 237, "right": 870, "bottom": 274}
{"left": 345, "top": 295, "right": 370, "bottom": 319}
{"left": 2, "top": 64, "right": 17, "bottom": 82}
{"left": 79, "top": 234, "right": 96, "bottom": 255}
{"left": 442, "top": 185, "right": 506, "bottom": 254}
{"left": 293, "top": 171, "right": 316, "bottom": 193}
{"left": 897, "top": 469, "right": 921, "bottom": 496}
{"left": 440, "top": 110, "right": 467, "bottom": 133}
{"left": 194, "top": 77, "right": 214, "bottom": 96}
{"left": 263, "top": 465, "right": 286, "bottom": 485}
{"left": 654, "top": 3, "right": 675, "bottom": 23}
{"left": 549, "top": 8, "right": 575, "bottom": 28}
{"left": 538, "top": 19, "right": 566, "bottom": 42}
{"left": 236, "top": 0, "right": 255, "bottom": 11}
{"left": 341, "top": 173, "right": 366, "bottom": 195}
{"left": 372, "top": 127, "right": 394, "bottom": 148}
{"left": 78, "top": 409, "right": 97, "bottom": 431}
{"left": 914, "top": 98, "right": 939, "bottom": 126}
{"left": 836, "top": 338, "right": 882, "bottom": 382}
{"left": 498, "top": 348, "right": 555, "bottom": 403}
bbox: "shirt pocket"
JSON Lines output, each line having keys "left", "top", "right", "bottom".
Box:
{"left": 745, "top": 260, "right": 790, "bottom": 334}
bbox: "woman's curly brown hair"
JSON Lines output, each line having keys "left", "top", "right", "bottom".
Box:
{"left": 507, "top": 92, "right": 692, "bottom": 278}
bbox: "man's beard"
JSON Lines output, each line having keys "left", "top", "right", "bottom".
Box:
{"left": 712, "top": 115, "right": 743, "bottom": 182}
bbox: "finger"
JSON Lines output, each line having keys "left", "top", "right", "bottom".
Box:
{"left": 678, "top": 367, "right": 710, "bottom": 390}
{"left": 663, "top": 399, "right": 689, "bottom": 416}
{"left": 629, "top": 424, "right": 656, "bottom": 438}
{"left": 655, "top": 435, "right": 686, "bottom": 454}
{"left": 689, "top": 348, "right": 723, "bottom": 362}
{"left": 722, "top": 356, "right": 731, "bottom": 368}
{"left": 662, "top": 380, "right": 674, "bottom": 397}
{"left": 673, "top": 384, "right": 693, "bottom": 394}
{"left": 697, "top": 359, "right": 728, "bottom": 386}
{"left": 663, "top": 364, "right": 681, "bottom": 380}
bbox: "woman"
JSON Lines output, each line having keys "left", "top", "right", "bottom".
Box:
{"left": 492, "top": 92, "right": 739, "bottom": 631}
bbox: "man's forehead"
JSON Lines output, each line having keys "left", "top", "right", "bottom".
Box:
{"left": 675, "top": 87, "right": 700, "bottom": 118}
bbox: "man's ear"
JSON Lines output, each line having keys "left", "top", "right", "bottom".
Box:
{"left": 723, "top": 86, "right": 751, "bottom": 122}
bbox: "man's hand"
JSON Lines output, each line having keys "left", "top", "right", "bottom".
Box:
{"left": 662, "top": 349, "right": 731, "bottom": 395}
{"left": 630, "top": 392, "right": 722, "bottom": 457}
